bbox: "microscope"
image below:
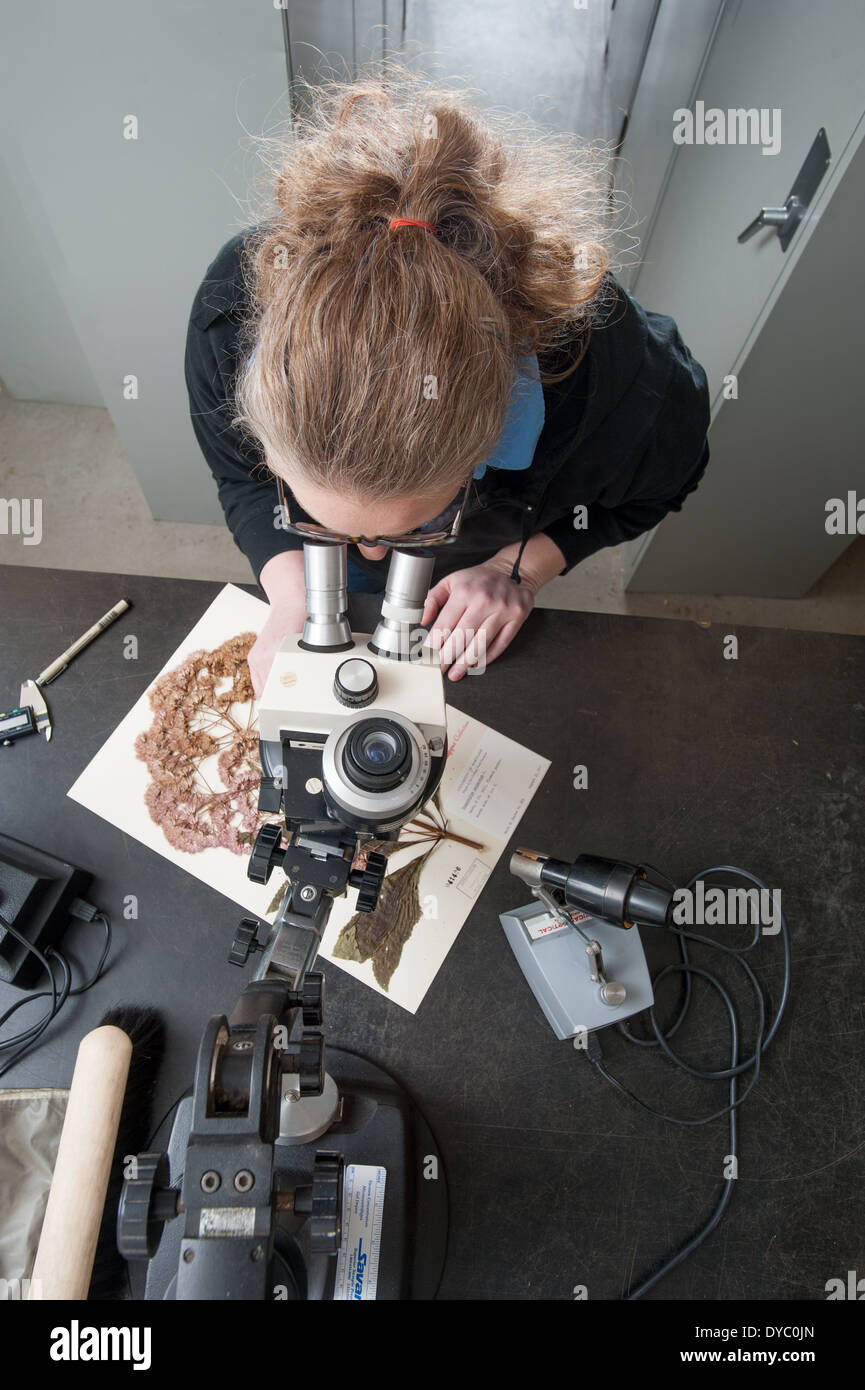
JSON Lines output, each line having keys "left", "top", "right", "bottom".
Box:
{"left": 118, "top": 542, "right": 449, "bottom": 1299}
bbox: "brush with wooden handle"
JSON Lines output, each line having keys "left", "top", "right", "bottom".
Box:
{"left": 28, "top": 1024, "right": 132, "bottom": 1300}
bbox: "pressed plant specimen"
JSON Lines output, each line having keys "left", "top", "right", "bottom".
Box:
{"left": 134, "top": 632, "right": 270, "bottom": 854}
{"left": 331, "top": 790, "right": 486, "bottom": 991}
{"left": 136, "top": 634, "right": 483, "bottom": 992}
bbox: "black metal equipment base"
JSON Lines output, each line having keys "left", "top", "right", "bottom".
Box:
{"left": 132, "top": 1046, "right": 448, "bottom": 1301}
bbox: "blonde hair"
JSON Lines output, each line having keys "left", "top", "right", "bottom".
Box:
{"left": 232, "top": 61, "right": 624, "bottom": 501}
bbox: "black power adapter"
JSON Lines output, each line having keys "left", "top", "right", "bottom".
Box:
{"left": 0, "top": 831, "right": 93, "bottom": 988}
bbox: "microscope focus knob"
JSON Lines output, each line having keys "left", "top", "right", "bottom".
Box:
{"left": 351, "top": 851, "right": 388, "bottom": 912}
{"left": 248, "top": 823, "right": 284, "bottom": 884}
{"left": 299, "top": 971, "right": 325, "bottom": 1027}
{"left": 298, "top": 1033, "right": 325, "bottom": 1096}
{"left": 333, "top": 658, "right": 378, "bottom": 708}
{"left": 309, "top": 1151, "right": 345, "bottom": 1255}
{"left": 117, "top": 1152, "right": 176, "bottom": 1260}
{"left": 600, "top": 980, "right": 627, "bottom": 1008}
{"left": 229, "top": 917, "right": 262, "bottom": 968}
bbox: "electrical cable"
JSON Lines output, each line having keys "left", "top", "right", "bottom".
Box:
{"left": 579, "top": 864, "right": 791, "bottom": 1299}
{"left": 0, "top": 906, "right": 112, "bottom": 1077}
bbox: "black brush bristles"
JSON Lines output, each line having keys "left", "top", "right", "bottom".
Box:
{"left": 87, "top": 1006, "right": 166, "bottom": 1300}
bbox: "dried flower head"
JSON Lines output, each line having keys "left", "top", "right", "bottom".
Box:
{"left": 134, "top": 631, "right": 271, "bottom": 854}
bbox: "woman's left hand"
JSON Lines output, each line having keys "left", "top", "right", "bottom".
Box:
{"left": 421, "top": 559, "right": 536, "bottom": 681}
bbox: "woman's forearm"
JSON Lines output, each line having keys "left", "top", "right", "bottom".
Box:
{"left": 486, "top": 532, "right": 567, "bottom": 595}
{"left": 259, "top": 549, "right": 307, "bottom": 609}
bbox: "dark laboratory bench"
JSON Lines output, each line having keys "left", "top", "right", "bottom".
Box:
{"left": 1, "top": 563, "right": 863, "bottom": 1302}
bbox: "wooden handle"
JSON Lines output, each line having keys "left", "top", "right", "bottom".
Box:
{"left": 29, "top": 1025, "right": 132, "bottom": 1300}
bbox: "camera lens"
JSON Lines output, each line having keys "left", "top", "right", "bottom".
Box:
{"left": 360, "top": 730, "right": 397, "bottom": 763}
{"left": 343, "top": 719, "right": 411, "bottom": 792}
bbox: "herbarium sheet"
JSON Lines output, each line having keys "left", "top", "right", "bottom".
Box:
{"left": 67, "top": 584, "right": 549, "bottom": 1013}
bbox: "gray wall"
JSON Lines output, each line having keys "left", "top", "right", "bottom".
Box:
{"left": 1, "top": 1, "right": 288, "bottom": 523}
{"left": 0, "top": 152, "right": 102, "bottom": 406}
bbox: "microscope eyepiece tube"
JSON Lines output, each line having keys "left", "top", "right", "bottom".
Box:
{"left": 300, "top": 542, "right": 353, "bottom": 651}
{"left": 369, "top": 550, "right": 436, "bottom": 662}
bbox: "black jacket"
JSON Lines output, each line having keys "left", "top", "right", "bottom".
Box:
{"left": 185, "top": 230, "right": 711, "bottom": 588}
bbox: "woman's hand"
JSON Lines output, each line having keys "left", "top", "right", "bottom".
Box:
{"left": 248, "top": 599, "right": 308, "bottom": 697}
{"left": 249, "top": 551, "right": 309, "bottom": 697}
{"left": 421, "top": 557, "right": 537, "bottom": 681}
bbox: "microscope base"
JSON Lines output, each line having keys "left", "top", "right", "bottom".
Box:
{"left": 133, "top": 1046, "right": 448, "bottom": 1301}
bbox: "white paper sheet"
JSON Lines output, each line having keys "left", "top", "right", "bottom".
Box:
{"left": 67, "top": 583, "right": 550, "bottom": 1013}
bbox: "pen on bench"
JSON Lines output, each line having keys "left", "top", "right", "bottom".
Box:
{"left": 35, "top": 598, "right": 132, "bottom": 685}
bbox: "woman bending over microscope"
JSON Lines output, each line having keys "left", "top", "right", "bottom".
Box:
{"left": 185, "top": 64, "right": 710, "bottom": 697}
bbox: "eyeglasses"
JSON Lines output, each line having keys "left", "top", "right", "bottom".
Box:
{"left": 275, "top": 474, "right": 473, "bottom": 548}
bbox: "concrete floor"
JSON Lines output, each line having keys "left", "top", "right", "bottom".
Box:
{"left": 1, "top": 391, "right": 864, "bottom": 636}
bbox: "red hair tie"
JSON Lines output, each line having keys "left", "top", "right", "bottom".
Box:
{"left": 388, "top": 217, "right": 437, "bottom": 233}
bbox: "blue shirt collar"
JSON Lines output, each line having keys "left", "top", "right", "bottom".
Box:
{"left": 473, "top": 353, "right": 545, "bottom": 479}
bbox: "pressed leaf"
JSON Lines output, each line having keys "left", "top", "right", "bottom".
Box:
{"left": 333, "top": 848, "right": 433, "bottom": 990}
{"left": 267, "top": 880, "right": 289, "bottom": 917}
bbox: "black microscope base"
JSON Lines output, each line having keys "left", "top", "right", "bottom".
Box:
{"left": 132, "top": 1046, "right": 448, "bottom": 1301}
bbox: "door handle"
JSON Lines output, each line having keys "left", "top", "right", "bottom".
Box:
{"left": 737, "top": 127, "right": 831, "bottom": 252}
{"left": 737, "top": 197, "right": 803, "bottom": 244}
